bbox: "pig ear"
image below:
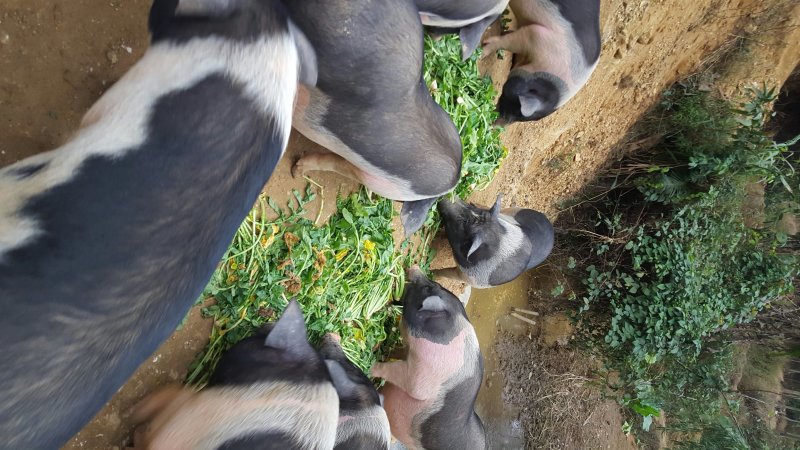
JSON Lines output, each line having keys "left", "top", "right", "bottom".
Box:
{"left": 490, "top": 193, "right": 503, "bottom": 218}
{"left": 288, "top": 21, "right": 318, "bottom": 86}
{"left": 420, "top": 295, "right": 448, "bottom": 312}
{"left": 519, "top": 94, "right": 542, "bottom": 118}
{"left": 467, "top": 234, "right": 484, "bottom": 260}
{"left": 264, "top": 300, "right": 312, "bottom": 357}
{"left": 459, "top": 14, "right": 500, "bottom": 61}
{"left": 325, "top": 360, "right": 361, "bottom": 399}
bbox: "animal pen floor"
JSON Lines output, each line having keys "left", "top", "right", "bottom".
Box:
{"left": 1, "top": 0, "right": 798, "bottom": 448}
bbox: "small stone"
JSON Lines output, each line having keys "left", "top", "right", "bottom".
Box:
{"left": 0, "top": 32, "right": 9, "bottom": 45}
{"left": 106, "top": 50, "right": 118, "bottom": 64}
{"left": 574, "top": 153, "right": 581, "bottom": 162}
{"left": 123, "top": 45, "right": 133, "bottom": 54}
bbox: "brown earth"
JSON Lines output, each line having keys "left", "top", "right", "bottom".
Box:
{"left": 0, "top": 0, "right": 798, "bottom": 448}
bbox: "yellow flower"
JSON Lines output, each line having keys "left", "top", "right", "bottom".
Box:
{"left": 353, "top": 328, "right": 365, "bottom": 342}
{"left": 260, "top": 224, "right": 279, "bottom": 248}
{"left": 363, "top": 239, "right": 376, "bottom": 252}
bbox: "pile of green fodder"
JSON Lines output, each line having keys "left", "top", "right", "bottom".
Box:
{"left": 187, "top": 35, "right": 506, "bottom": 385}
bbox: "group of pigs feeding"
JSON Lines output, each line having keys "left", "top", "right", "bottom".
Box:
{"left": 0, "top": 0, "right": 600, "bottom": 448}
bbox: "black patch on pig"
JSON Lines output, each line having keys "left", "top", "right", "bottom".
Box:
{"left": 7, "top": 162, "right": 47, "bottom": 179}
{"left": 149, "top": 0, "right": 290, "bottom": 44}
{"left": 497, "top": 71, "right": 563, "bottom": 123}
{"left": 514, "top": 208, "right": 555, "bottom": 269}
{"left": 217, "top": 431, "right": 302, "bottom": 449}
{"left": 551, "top": 0, "right": 602, "bottom": 64}
{"left": 420, "top": 357, "right": 486, "bottom": 449}
{"left": 0, "top": 74, "right": 286, "bottom": 449}
{"left": 334, "top": 434, "right": 390, "bottom": 450}
{"left": 210, "top": 329, "right": 331, "bottom": 387}
{"left": 283, "top": 0, "right": 463, "bottom": 197}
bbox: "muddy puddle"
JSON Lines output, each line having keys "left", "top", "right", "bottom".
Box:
{"left": 466, "top": 265, "right": 568, "bottom": 448}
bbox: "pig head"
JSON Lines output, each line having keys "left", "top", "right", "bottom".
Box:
{"left": 415, "top": 0, "right": 509, "bottom": 59}
{"left": 131, "top": 300, "right": 339, "bottom": 449}
{"left": 318, "top": 333, "right": 391, "bottom": 450}
{"left": 484, "top": 0, "right": 601, "bottom": 124}
{"left": 284, "top": 0, "right": 463, "bottom": 236}
{"left": 0, "top": 1, "right": 314, "bottom": 447}
{"left": 437, "top": 194, "right": 554, "bottom": 287}
{"left": 371, "top": 268, "right": 486, "bottom": 449}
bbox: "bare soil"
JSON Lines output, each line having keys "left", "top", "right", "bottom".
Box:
{"left": 0, "top": 0, "right": 798, "bottom": 448}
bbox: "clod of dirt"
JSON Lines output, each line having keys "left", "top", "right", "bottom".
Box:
{"left": 106, "top": 50, "right": 118, "bottom": 65}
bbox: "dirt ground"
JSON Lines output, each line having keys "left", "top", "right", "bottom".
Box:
{"left": 1, "top": 0, "right": 799, "bottom": 448}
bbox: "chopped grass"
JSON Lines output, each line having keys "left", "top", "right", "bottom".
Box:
{"left": 187, "top": 34, "right": 506, "bottom": 385}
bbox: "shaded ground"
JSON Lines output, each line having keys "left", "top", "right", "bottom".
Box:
{"left": 0, "top": 0, "right": 798, "bottom": 448}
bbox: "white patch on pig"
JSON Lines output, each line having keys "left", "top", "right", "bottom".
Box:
{"left": 459, "top": 213, "right": 524, "bottom": 288}
{"left": 336, "top": 404, "right": 391, "bottom": 449}
{"left": 0, "top": 33, "right": 300, "bottom": 261}
{"left": 145, "top": 380, "right": 339, "bottom": 450}
{"left": 418, "top": 0, "right": 508, "bottom": 29}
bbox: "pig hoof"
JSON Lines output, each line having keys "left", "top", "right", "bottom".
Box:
{"left": 290, "top": 158, "right": 306, "bottom": 179}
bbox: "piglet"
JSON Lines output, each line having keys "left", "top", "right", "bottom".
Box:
{"left": 415, "top": 0, "right": 509, "bottom": 59}
{"left": 0, "top": 0, "right": 314, "bottom": 447}
{"left": 435, "top": 194, "right": 553, "bottom": 287}
{"left": 130, "top": 300, "right": 339, "bottom": 450}
{"left": 318, "top": 333, "right": 391, "bottom": 450}
{"left": 483, "top": 0, "right": 601, "bottom": 124}
{"left": 371, "top": 267, "right": 486, "bottom": 450}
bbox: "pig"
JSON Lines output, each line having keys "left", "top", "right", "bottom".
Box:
{"left": 482, "top": 0, "right": 601, "bottom": 124}
{"left": 318, "top": 333, "right": 392, "bottom": 450}
{"left": 284, "top": 0, "right": 463, "bottom": 237}
{"left": 435, "top": 194, "right": 554, "bottom": 288}
{"left": 0, "top": 1, "right": 315, "bottom": 447}
{"left": 130, "top": 300, "right": 339, "bottom": 449}
{"left": 371, "top": 267, "right": 486, "bottom": 450}
{"left": 415, "top": 0, "right": 509, "bottom": 59}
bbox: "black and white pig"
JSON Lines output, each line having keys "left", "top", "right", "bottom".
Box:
{"left": 371, "top": 267, "right": 486, "bottom": 450}
{"left": 415, "top": 0, "right": 509, "bottom": 59}
{"left": 435, "top": 194, "right": 554, "bottom": 287}
{"left": 483, "top": 0, "right": 601, "bottom": 124}
{"left": 318, "top": 333, "right": 392, "bottom": 450}
{"left": 130, "top": 300, "right": 339, "bottom": 449}
{"left": 284, "top": 0, "right": 463, "bottom": 237}
{"left": 0, "top": 1, "right": 315, "bottom": 447}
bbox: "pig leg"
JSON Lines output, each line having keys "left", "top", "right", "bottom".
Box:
{"left": 432, "top": 267, "right": 470, "bottom": 283}
{"left": 372, "top": 361, "right": 438, "bottom": 401}
{"left": 291, "top": 152, "right": 363, "bottom": 182}
{"left": 482, "top": 26, "right": 537, "bottom": 55}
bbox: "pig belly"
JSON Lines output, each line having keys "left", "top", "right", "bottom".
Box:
{"left": 381, "top": 383, "right": 431, "bottom": 447}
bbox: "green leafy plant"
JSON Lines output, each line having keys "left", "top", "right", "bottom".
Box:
{"left": 571, "top": 82, "right": 798, "bottom": 443}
